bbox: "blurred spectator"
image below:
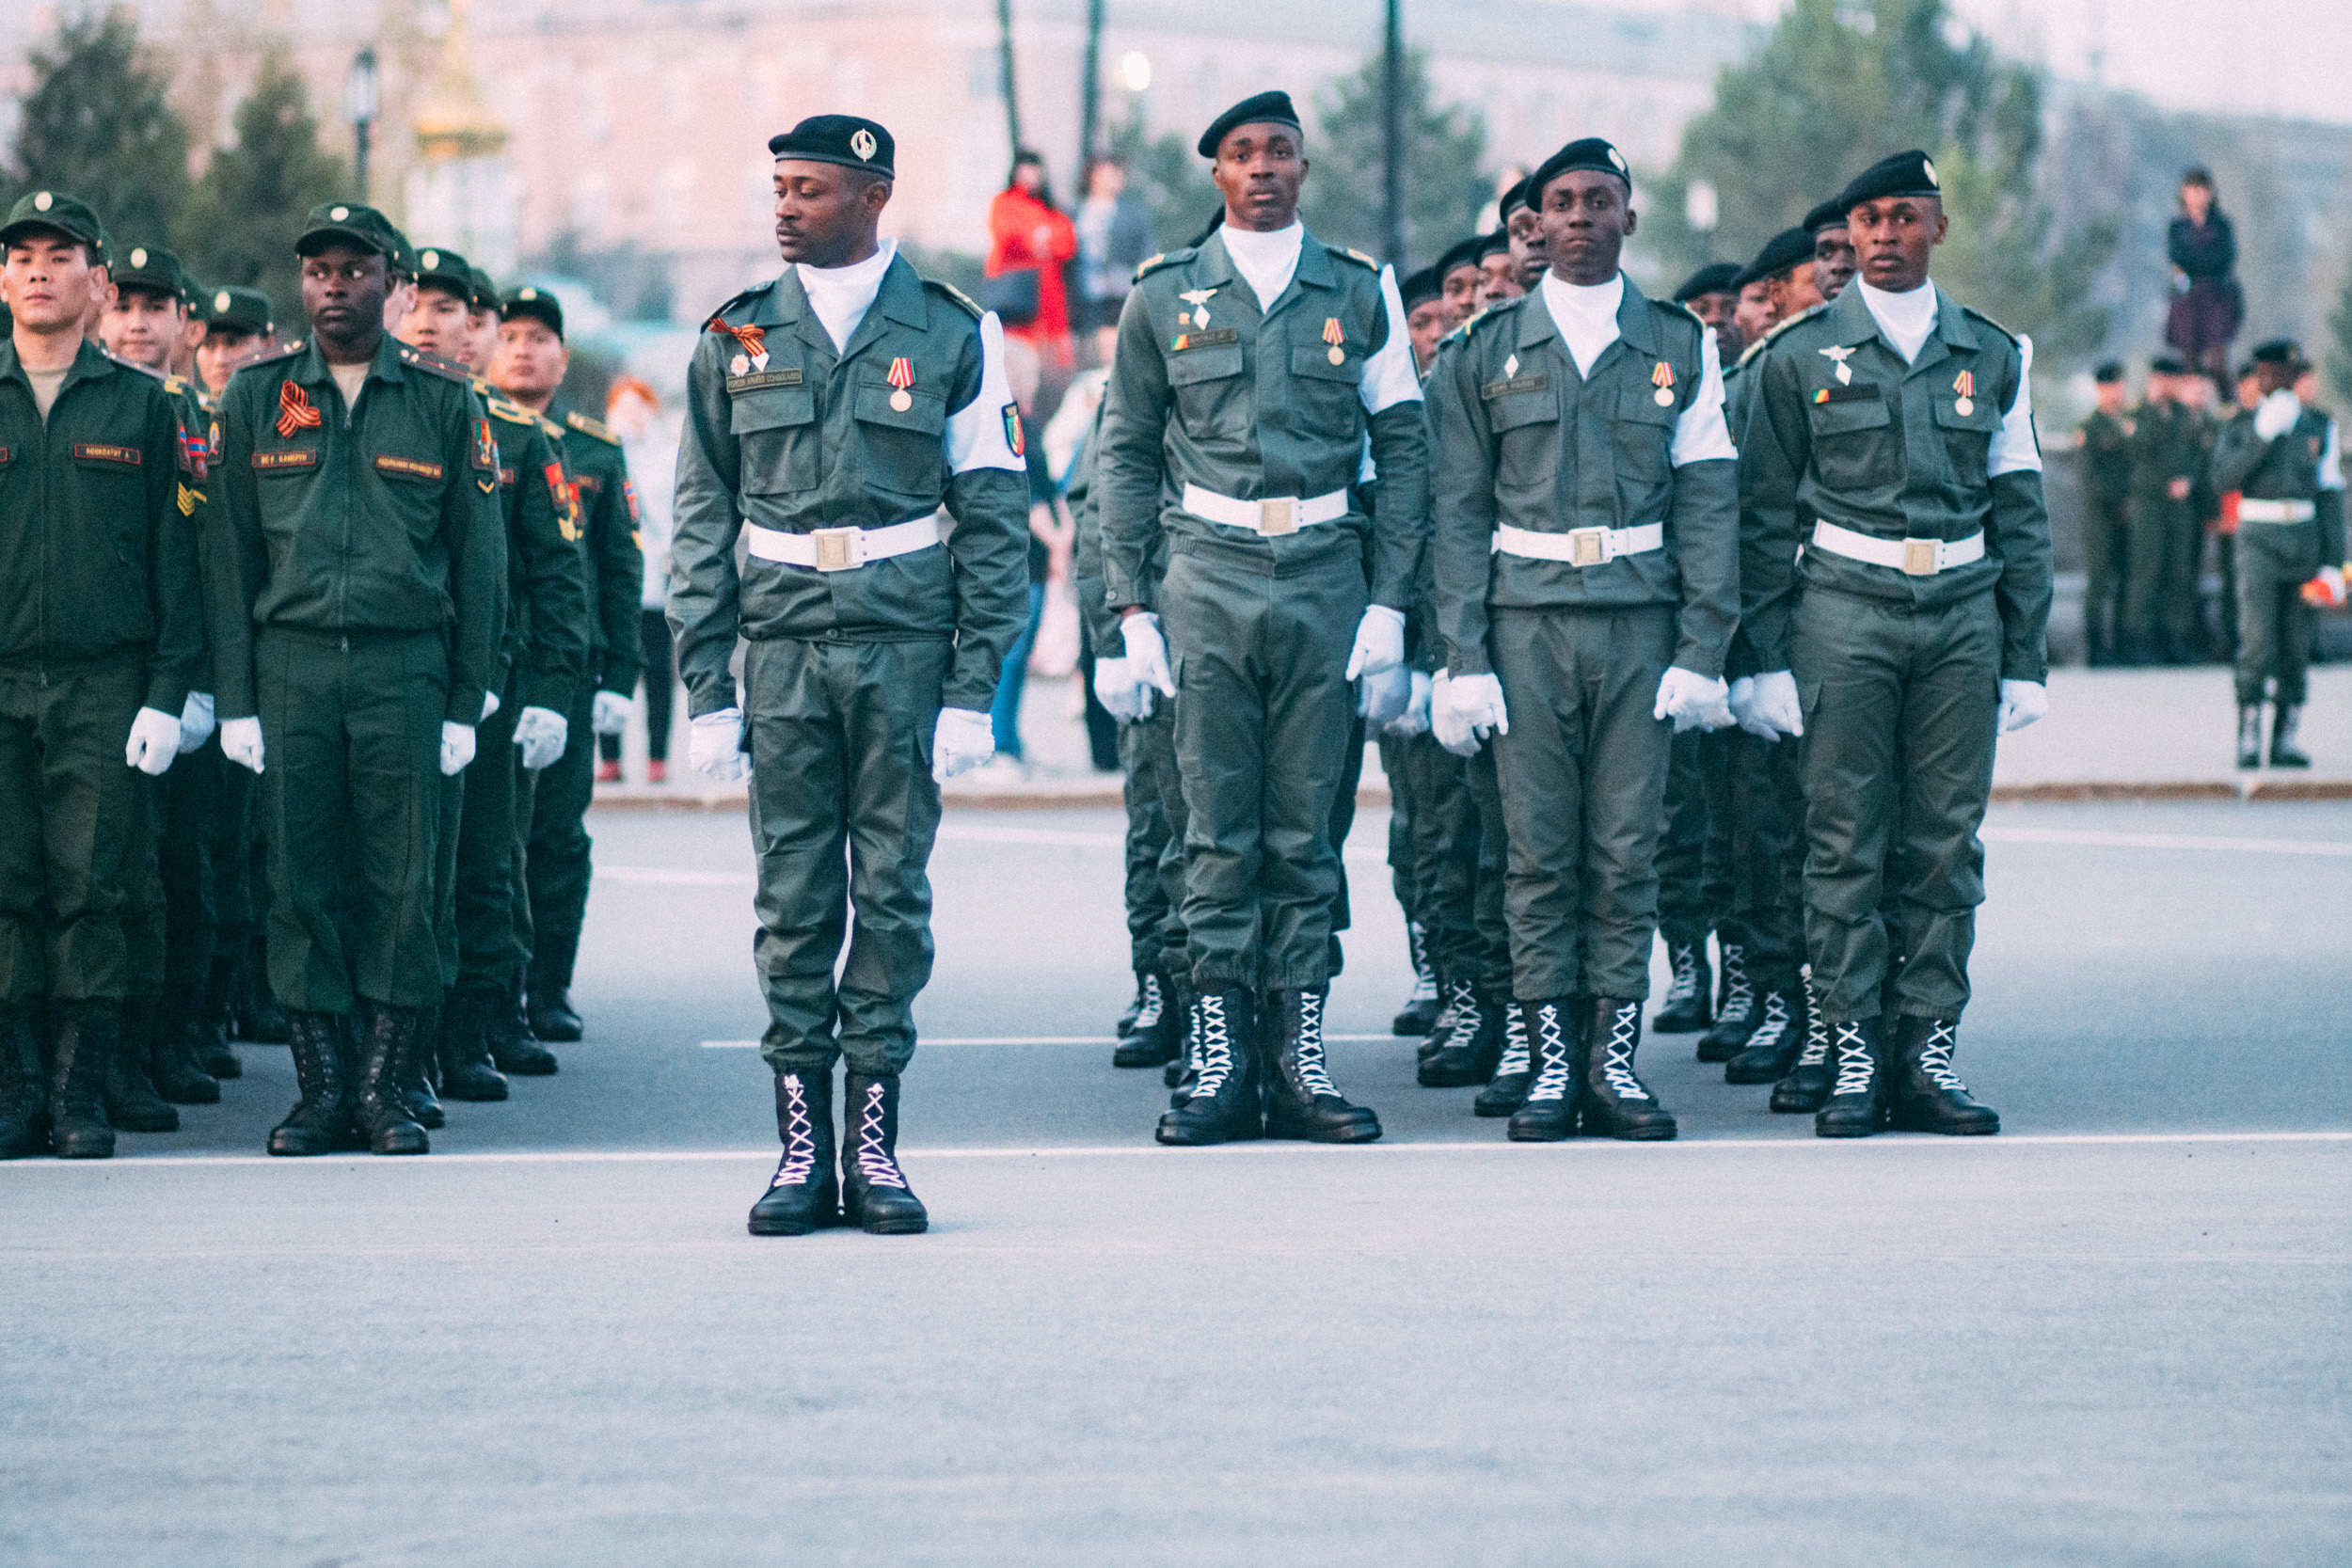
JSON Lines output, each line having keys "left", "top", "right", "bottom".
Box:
{"left": 2076, "top": 361, "right": 2133, "bottom": 664}
{"left": 599, "top": 375, "right": 676, "bottom": 784}
{"left": 2166, "top": 168, "right": 2242, "bottom": 387}
{"left": 1073, "top": 156, "right": 1152, "bottom": 367}
{"left": 986, "top": 150, "right": 1078, "bottom": 404}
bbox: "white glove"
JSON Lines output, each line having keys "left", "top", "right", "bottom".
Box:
{"left": 1739, "top": 671, "right": 1804, "bottom": 740}
{"left": 125, "top": 706, "right": 182, "bottom": 775}
{"left": 176, "top": 691, "right": 215, "bottom": 753}
{"left": 481, "top": 689, "right": 501, "bottom": 721}
{"left": 1385, "top": 670, "right": 1432, "bottom": 736}
{"left": 1120, "top": 612, "right": 1177, "bottom": 698}
{"left": 1091, "top": 655, "right": 1151, "bottom": 723}
{"left": 513, "top": 705, "right": 568, "bottom": 770}
{"left": 1357, "top": 663, "right": 1412, "bottom": 725}
{"left": 1996, "top": 679, "right": 2047, "bottom": 735}
{"left": 1654, "top": 667, "right": 1734, "bottom": 734}
{"left": 439, "top": 721, "right": 476, "bottom": 776}
{"left": 2252, "top": 389, "right": 2301, "bottom": 442}
{"left": 221, "top": 716, "right": 264, "bottom": 774}
{"left": 1434, "top": 670, "right": 1509, "bottom": 757}
{"left": 930, "top": 706, "right": 996, "bottom": 782}
{"left": 689, "top": 707, "right": 749, "bottom": 782}
{"left": 1343, "top": 604, "right": 1407, "bottom": 680}
{"left": 591, "top": 689, "right": 633, "bottom": 736}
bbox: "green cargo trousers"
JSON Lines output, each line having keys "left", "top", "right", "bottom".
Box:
{"left": 1131, "top": 702, "right": 1190, "bottom": 977}
{"left": 1713, "top": 730, "right": 1805, "bottom": 993}
{"left": 747, "top": 635, "right": 952, "bottom": 1079}
{"left": 453, "top": 673, "right": 534, "bottom": 1000}
{"left": 1376, "top": 729, "right": 1421, "bottom": 927}
{"left": 1657, "top": 727, "right": 1725, "bottom": 953}
{"left": 2233, "top": 527, "right": 2321, "bottom": 707}
{"left": 2123, "top": 495, "right": 2201, "bottom": 652}
{"left": 1120, "top": 709, "right": 1176, "bottom": 974}
{"left": 2081, "top": 498, "right": 2129, "bottom": 650}
{"left": 1160, "top": 548, "right": 1365, "bottom": 992}
{"left": 1399, "top": 736, "right": 1508, "bottom": 986}
{"left": 156, "top": 742, "right": 239, "bottom": 999}
{"left": 1791, "top": 589, "right": 2000, "bottom": 1022}
{"left": 0, "top": 656, "right": 146, "bottom": 1005}
{"left": 256, "top": 627, "right": 448, "bottom": 1012}
{"left": 524, "top": 683, "right": 596, "bottom": 990}
{"left": 1488, "top": 607, "right": 1676, "bottom": 1002}
{"left": 121, "top": 773, "right": 166, "bottom": 997}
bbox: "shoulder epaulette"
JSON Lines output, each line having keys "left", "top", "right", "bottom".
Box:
{"left": 564, "top": 410, "right": 621, "bottom": 446}
{"left": 1337, "top": 246, "right": 1381, "bottom": 271}
{"left": 1961, "top": 305, "right": 2020, "bottom": 345}
{"left": 1657, "top": 298, "right": 1706, "bottom": 330}
{"left": 101, "top": 347, "right": 165, "bottom": 381}
{"left": 1738, "top": 302, "right": 1828, "bottom": 369}
{"left": 395, "top": 343, "right": 472, "bottom": 384}
{"left": 485, "top": 394, "right": 537, "bottom": 426}
{"left": 703, "top": 284, "right": 768, "bottom": 332}
{"left": 1135, "top": 248, "right": 1195, "bottom": 281}
{"left": 537, "top": 414, "right": 566, "bottom": 439}
{"left": 163, "top": 373, "right": 189, "bottom": 395}
{"left": 921, "top": 277, "right": 983, "bottom": 320}
{"left": 245, "top": 340, "right": 307, "bottom": 370}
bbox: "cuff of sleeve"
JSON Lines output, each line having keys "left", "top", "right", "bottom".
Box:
{"left": 447, "top": 686, "right": 486, "bottom": 725}
{"left": 2001, "top": 657, "right": 2050, "bottom": 685}
{"left": 1445, "top": 649, "right": 1491, "bottom": 677}
{"left": 520, "top": 673, "right": 576, "bottom": 716}
{"left": 144, "top": 674, "right": 193, "bottom": 717}
{"left": 685, "top": 682, "right": 737, "bottom": 720}
{"left": 1671, "top": 646, "right": 1724, "bottom": 682}
{"left": 942, "top": 681, "right": 996, "bottom": 713}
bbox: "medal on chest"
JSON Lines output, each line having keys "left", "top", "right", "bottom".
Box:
{"left": 1952, "top": 369, "right": 1975, "bottom": 417}
{"left": 722, "top": 322, "right": 769, "bottom": 373}
{"left": 886, "top": 356, "right": 915, "bottom": 412}
{"left": 1323, "top": 317, "right": 1346, "bottom": 366}
{"left": 1651, "top": 360, "right": 1676, "bottom": 407}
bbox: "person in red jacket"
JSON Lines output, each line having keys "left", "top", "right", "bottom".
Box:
{"left": 986, "top": 150, "right": 1077, "bottom": 398}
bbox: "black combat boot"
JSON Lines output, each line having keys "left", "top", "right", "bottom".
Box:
{"left": 1419, "top": 982, "right": 1505, "bottom": 1087}
{"left": 486, "top": 987, "right": 558, "bottom": 1075}
{"left": 1505, "top": 998, "right": 1584, "bottom": 1142}
{"left": 403, "top": 1005, "right": 446, "bottom": 1129}
{"left": 2235, "top": 705, "right": 2264, "bottom": 769}
{"left": 103, "top": 994, "right": 181, "bottom": 1133}
{"left": 436, "top": 989, "right": 510, "bottom": 1102}
{"left": 352, "top": 1002, "right": 430, "bottom": 1155}
{"left": 1156, "top": 988, "right": 1262, "bottom": 1145}
{"left": 2269, "top": 705, "right": 2312, "bottom": 768}
{"left": 750, "top": 1067, "right": 840, "bottom": 1235}
{"left": 1165, "top": 991, "right": 1199, "bottom": 1096}
{"left": 148, "top": 993, "right": 222, "bottom": 1105}
{"left": 526, "top": 968, "right": 584, "bottom": 1043}
{"left": 1886, "top": 1016, "right": 2000, "bottom": 1134}
{"left": 1392, "top": 922, "right": 1442, "bottom": 1035}
{"left": 1420, "top": 977, "right": 1473, "bottom": 1067}
{"left": 269, "top": 1011, "right": 357, "bottom": 1155}
{"left": 1116, "top": 972, "right": 1147, "bottom": 1037}
{"left": 1771, "top": 973, "right": 1836, "bottom": 1111}
{"left": 1263, "top": 988, "right": 1381, "bottom": 1143}
{"left": 1814, "top": 1016, "right": 1888, "bottom": 1138}
{"left": 0, "top": 1007, "right": 48, "bottom": 1160}
{"left": 840, "top": 1072, "right": 928, "bottom": 1234}
{"left": 1582, "top": 998, "right": 1677, "bottom": 1140}
{"left": 198, "top": 953, "right": 243, "bottom": 1078}
{"left": 1724, "top": 986, "right": 1801, "bottom": 1084}
{"left": 1695, "top": 942, "right": 1754, "bottom": 1062}
{"left": 49, "top": 1001, "right": 120, "bottom": 1158}
{"left": 1113, "top": 973, "right": 1183, "bottom": 1068}
{"left": 1651, "top": 936, "right": 1713, "bottom": 1033}
{"left": 1474, "top": 1001, "right": 1534, "bottom": 1117}
{"left": 235, "top": 942, "right": 290, "bottom": 1043}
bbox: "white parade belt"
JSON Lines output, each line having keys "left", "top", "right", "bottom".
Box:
{"left": 2237, "top": 498, "right": 2316, "bottom": 524}
{"left": 1810, "top": 520, "right": 1984, "bottom": 577}
{"left": 1491, "top": 522, "right": 1664, "bottom": 567}
{"left": 1182, "top": 482, "right": 1349, "bottom": 537}
{"left": 745, "top": 515, "right": 941, "bottom": 572}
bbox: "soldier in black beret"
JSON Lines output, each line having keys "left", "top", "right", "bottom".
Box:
{"left": 1498, "top": 179, "right": 1547, "bottom": 292}
{"left": 1434, "top": 233, "right": 1486, "bottom": 330}
{"left": 1803, "top": 197, "right": 1858, "bottom": 302}
{"left": 1474, "top": 230, "right": 1521, "bottom": 307}
{"left": 1401, "top": 266, "right": 1447, "bottom": 374}
{"left": 1673, "top": 261, "right": 1744, "bottom": 357}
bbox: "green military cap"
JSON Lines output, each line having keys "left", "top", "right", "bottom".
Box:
{"left": 200, "top": 285, "right": 274, "bottom": 336}
{"left": 410, "top": 244, "right": 474, "bottom": 299}
{"left": 294, "top": 200, "right": 405, "bottom": 261}
{"left": 467, "top": 265, "right": 501, "bottom": 313}
{"left": 0, "top": 189, "right": 109, "bottom": 258}
{"left": 500, "top": 283, "right": 564, "bottom": 341}
{"left": 112, "top": 244, "right": 191, "bottom": 302}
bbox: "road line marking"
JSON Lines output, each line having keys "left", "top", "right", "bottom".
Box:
{"left": 598, "top": 865, "right": 755, "bottom": 887}
{"left": 697, "top": 1034, "right": 1402, "bottom": 1049}
{"left": 8, "top": 1129, "right": 2345, "bottom": 1171}
{"left": 1980, "top": 825, "right": 2352, "bottom": 857}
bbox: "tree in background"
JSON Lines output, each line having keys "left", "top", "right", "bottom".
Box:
{"left": 1645, "top": 0, "right": 2114, "bottom": 366}
{"left": 2328, "top": 259, "right": 2352, "bottom": 415}
{"left": 2, "top": 12, "right": 190, "bottom": 249}
{"left": 1106, "top": 109, "right": 1222, "bottom": 256}
{"left": 178, "top": 53, "right": 350, "bottom": 325}
{"left": 1301, "top": 49, "right": 1486, "bottom": 270}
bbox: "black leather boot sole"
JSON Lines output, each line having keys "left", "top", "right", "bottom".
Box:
{"left": 1263, "top": 1108, "right": 1382, "bottom": 1143}
{"left": 1474, "top": 1070, "right": 1532, "bottom": 1117}
{"left": 1771, "top": 1068, "right": 1832, "bottom": 1112}
{"left": 1506, "top": 1100, "right": 1574, "bottom": 1141}
{"left": 750, "top": 1180, "right": 843, "bottom": 1235}
{"left": 1725, "top": 1039, "right": 1803, "bottom": 1084}
{"left": 1887, "top": 1099, "right": 2000, "bottom": 1134}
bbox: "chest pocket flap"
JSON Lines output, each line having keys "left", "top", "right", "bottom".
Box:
{"left": 1615, "top": 386, "right": 1679, "bottom": 430}
{"left": 1931, "top": 394, "right": 2002, "bottom": 435}
{"left": 851, "top": 383, "right": 946, "bottom": 436}
{"left": 1166, "top": 341, "right": 1244, "bottom": 388}
{"left": 1810, "top": 395, "right": 1893, "bottom": 437}
{"left": 1289, "top": 344, "right": 1364, "bottom": 386}
{"left": 730, "top": 386, "right": 815, "bottom": 435}
{"left": 1485, "top": 379, "right": 1560, "bottom": 432}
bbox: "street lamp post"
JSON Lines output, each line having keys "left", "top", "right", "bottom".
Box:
{"left": 347, "top": 48, "right": 380, "bottom": 202}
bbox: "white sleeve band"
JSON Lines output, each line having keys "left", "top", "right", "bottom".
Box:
{"left": 1669, "top": 326, "right": 1738, "bottom": 467}
{"left": 1988, "top": 334, "right": 2043, "bottom": 477}
{"left": 1358, "top": 264, "right": 1424, "bottom": 417}
{"left": 2320, "top": 419, "right": 2344, "bottom": 492}
{"left": 945, "top": 310, "right": 1026, "bottom": 475}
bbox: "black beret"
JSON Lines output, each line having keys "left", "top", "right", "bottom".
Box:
{"left": 1197, "top": 91, "right": 1302, "bottom": 159}
{"left": 200, "top": 285, "right": 273, "bottom": 336}
{"left": 768, "top": 115, "right": 895, "bottom": 178}
{"left": 1735, "top": 227, "right": 1814, "bottom": 289}
{"left": 1802, "top": 198, "right": 1851, "bottom": 235}
{"left": 501, "top": 284, "right": 564, "bottom": 340}
{"left": 1436, "top": 234, "right": 1486, "bottom": 283}
{"left": 409, "top": 245, "right": 474, "bottom": 299}
{"left": 112, "top": 244, "right": 190, "bottom": 302}
{"left": 2249, "top": 339, "right": 2298, "bottom": 367}
{"left": 1529, "top": 137, "right": 1633, "bottom": 206}
{"left": 2149, "top": 354, "right": 2189, "bottom": 376}
{"left": 1475, "top": 230, "right": 1512, "bottom": 262}
{"left": 1673, "top": 261, "right": 1743, "bottom": 302}
{"left": 1835, "top": 150, "right": 1942, "bottom": 213}
{"left": 2093, "top": 361, "right": 2125, "bottom": 384}
{"left": 1400, "top": 266, "right": 1442, "bottom": 313}
{"left": 1498, "top": 178, "right": 1532, "bottom": 220}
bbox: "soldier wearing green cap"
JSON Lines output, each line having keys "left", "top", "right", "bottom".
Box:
{"left": 490, "top": 282, "right": 644, "bottom": 1043}
{"left": 196, "top": 287, "right": 274, "bottom": 400}
{"left": 0, "top": 191, "right": 206, "bottom": 1160}
{"left": 208, "top": 201, "right": 508, "bottom": 1158}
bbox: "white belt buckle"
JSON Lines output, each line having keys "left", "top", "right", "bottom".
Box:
{"left": 1902, "top": 537, "right": 1939, "bottom": 577}
{"left": 1258, "top": 498, "right": 1299, "bottom": 537}
{"left": 812, "top": 527, "right": 863, "bottom": 572}
{"left": 1569, "top": 527, "right": 1610, "bottom": 567}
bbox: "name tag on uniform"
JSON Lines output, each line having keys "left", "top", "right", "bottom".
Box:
{"left": 1812, "top": 384, "right": 1881, "bottom": 404}
{"left": 251, "top": 450, "right": 318, "bottom": 472}
{"left": 72, "top": 442, "right": 140, "bottom": 467}
{"left": 727, "top": 369, "right": 804, "bottom": 392}
{"left": 575, "top": 474, "right": 602, "bottom": 495}
{"left": 374, "top": 454, "right": 445, "bottom": 482}
{"left": 1481, "top": 375, "right": 1549, "bottom": 400}
{"left": 498, "top": 467, "right": 517, "bottom": 486}
{"left": 1170, "top": 328, "right": 1239, "bottom": 352}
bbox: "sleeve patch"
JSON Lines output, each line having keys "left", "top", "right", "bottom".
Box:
{"left": 547, "top": 461, "right": 582, "bottom": 541}
{"left": 623, "top": 479, "right": 642, "bottom": 523}
{"left": 1003, "top": 404, "right": 1025, "bottom": 458}
{"left": 472, "top": 418, "right": 500, "bottom": 473}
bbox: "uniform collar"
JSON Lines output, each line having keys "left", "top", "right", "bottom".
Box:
{"left": 0, "top": 334, "right": 115, "bottom": 399}
{"left": 755, "top": 251, "right": 928, "bottom": 358}
{"left": 1513, "top": 271, "right": 1659, "bottom": 363}
{"left": 1825, "top": 280, "right": 1979, "bottom": 375}
{"left": 292, "top": 333, "right": 407, "bottom": 389}
{"left": 1195, "top": 226, "right": 1332, "bottom": 317}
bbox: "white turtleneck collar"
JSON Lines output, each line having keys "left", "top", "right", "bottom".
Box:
{"left": 797, "top": 237, "right": 898, "bottom": 353}
{"left": 1854, "top": 276, "right": 1940, "bottom": 365}
{"left": 1219, "top": 221, "right": 1305, "bottom": 311}
{"left": 1537, "top": 269, "right": 1626, "bottom": 378}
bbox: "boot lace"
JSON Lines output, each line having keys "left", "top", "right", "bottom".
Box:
{"left": 852, "top": 1080, "right": 908, "bottom": 1189}
{"left": 1523, "top": 1004, "right": 1572, "bottom": 1102}
{"left": 1598, "top": 1003, "right": 1649, "bottom": 1101}
{"left": 1436, "top": 980, "right": 1483, "bottom": 1054}
{"left": 1132, "top": 974, "right": 1164, "bottom": 1032}
{"left": 1192, "top": 993, "right": 1235, "bottom": 1096}
{"left": 1407, "top": 923, "right": 1436, "bottom": 1002}
{"left": 1796, "top": 972, "right": 1829, "bottom": 1068}
{"left": 1289, "top": 990, "right": 1338, "bottom": 1098}
{"left": 1915, "top": 1021, "right": 1968, "bottom": 1092}
{"left": 1832, "top": 1022, "right": 1876, "bottom": 1096}
{"left": 1662, "top": 943, "right": 1699, "bottom": 1007}
{"left": 1742, "top": 990, "right": 1790, "bottom": 1052}
{"left": 1494, "top": 1004, "right": 1531, "bottom": 1077}
{"left": 771, "top": 1073, "right": 818, "bottom": 1187}
{"left": 1716, "top": 943, "right": 1752, "bottom": 1024}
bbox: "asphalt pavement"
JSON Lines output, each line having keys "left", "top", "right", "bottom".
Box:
{"left": 5, "top": 800, "right": 2349, "bottom": 1565}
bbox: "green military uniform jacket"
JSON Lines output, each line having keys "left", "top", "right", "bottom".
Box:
{"left": 1095, "top": 228, "right": 1429, "bottom": 613}
{"left": 670, "top": 254, "right": 1031, "bottom": 717}
{"left": 550, "top": 409, "right": 646, "bottom": 701}
{"left": 2076, "top": 409, "right": 2134, "bottom": 512}
{"left": 0, "top": 338, "right": 205, "bottom": 713}
{"left": 1424, "top": 277, "right": 1739, "bottom": 678}
{"left": 476, "top": 381, "right": 591, "bottom": 715}
{"left": 2210, "top": 402, "right": 2347, "bottom": 574}
{"left": 1737, "top": 282, "right": 2053, "bottom": 683}
{"left": 2126, "top": 398, "right": 2211, "bottom": 515}
{"left": 210, "top": 334, "right": 507, "bottom": 724}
